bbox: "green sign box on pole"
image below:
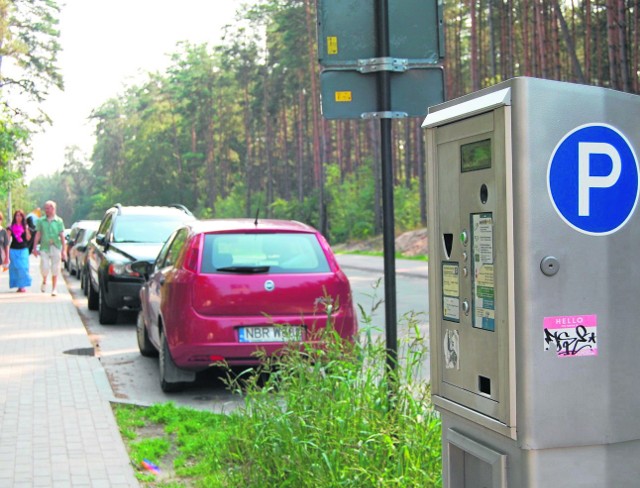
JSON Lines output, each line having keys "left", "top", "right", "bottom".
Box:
{"left": 317, "top": 0, "right": 444, "bottom": 66}
{"left": 320, "top": 66, "right": 445, "bottom": 119}
{"left": 317, "top": 0, "right": 445, "bottom": 119}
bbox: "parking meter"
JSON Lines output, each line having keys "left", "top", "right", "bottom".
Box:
{"left": 422, "top": 77, "right": 640, "bottom": 487}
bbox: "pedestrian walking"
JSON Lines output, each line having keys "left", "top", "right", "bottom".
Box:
{"left": 6, "top": 209, "right": 33, "bottom": 293}
{"left": 0, "top": 211, "right": 9, "bottom": 272}
{"left": 26, "top": 213, "right": 37, "bottom": 254}
{"left": 32, "top": 200, "right": 67, "bottom": 296}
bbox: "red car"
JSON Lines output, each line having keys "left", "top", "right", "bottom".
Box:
{"left": 134, "top": 219, "right": 358, "bottom": 392}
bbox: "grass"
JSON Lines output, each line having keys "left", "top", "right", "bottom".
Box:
{"left": 114, "top": 304, "right": 442, "bottom": 487}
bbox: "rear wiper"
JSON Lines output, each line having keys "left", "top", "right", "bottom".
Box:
{"left": 216, "top": 266, "right": 270, "bottom": 273}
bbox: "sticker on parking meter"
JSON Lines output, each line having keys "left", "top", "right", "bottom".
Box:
{"left": 548, "top": 124, "right": 639, "bottom": 235}
{"left": 472, "top": 213, "right": 495, "bottom": 331}
{"left": 444, "top": 329, "right": 460, "bottom": 370}
{"left": 442, "top": 262, "right": 460, "bottom": 321}
{"left": 543, "top": 314, "right": 598, "bottom": 357}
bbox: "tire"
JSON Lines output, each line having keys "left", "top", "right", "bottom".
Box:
{"left": 82, "top": 269, "right": 89, "bottom": 296}
{"left": 87, "top": 278, "right": 99, "bottom": 310}
{"left": 137, "top": 312, "right": 157, "bottom": 357}
{"left": 98, "top": 286, "right": 118, "bottom": 325}
{"left": 159, "top": 331, "right": 186, "bottom": 393}
{"left": 75, "top": 260, "right": 82, "bottom": 280}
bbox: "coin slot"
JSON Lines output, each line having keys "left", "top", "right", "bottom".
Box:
{"left": 443, "top": 233, "right": 453, "bottom": 259}
{"left": 480, "top": 184, "right": 488, "bottom": 204}
{"left": 479, "top": 375, "right": 491, "bottom": 395}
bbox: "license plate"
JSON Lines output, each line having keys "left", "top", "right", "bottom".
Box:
{"left": 238, "top": 326, "right": 303, "bottom": 343}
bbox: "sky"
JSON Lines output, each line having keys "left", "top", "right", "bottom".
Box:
{"left": 26, "top": 0, "right": 241, "bottom": 182}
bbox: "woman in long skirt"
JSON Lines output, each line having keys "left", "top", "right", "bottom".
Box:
{"left": 7, "top": 209, "right": 32, "bottom": 293}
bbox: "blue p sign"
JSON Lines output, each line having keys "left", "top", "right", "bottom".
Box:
{"left": 548, "top": 124, "right": 639, "bottom": 235}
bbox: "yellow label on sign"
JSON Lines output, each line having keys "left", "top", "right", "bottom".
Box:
{"left": 335, "top": 91, "right": 352, "bottom": 102}
{"left": 327, "top": 36, "right": 338, "bottom": 55}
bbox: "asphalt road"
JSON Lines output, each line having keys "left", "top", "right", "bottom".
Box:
{"left": 65, "top": 254, "right": 429, "bottom": 411}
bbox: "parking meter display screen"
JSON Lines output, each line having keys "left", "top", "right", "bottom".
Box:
{"left": 461, "top": 139, "right": 491, "bottom": 172}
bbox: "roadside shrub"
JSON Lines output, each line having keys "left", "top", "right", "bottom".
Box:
{"left": 222, "top": 310, "right": 442, "bottom": 487}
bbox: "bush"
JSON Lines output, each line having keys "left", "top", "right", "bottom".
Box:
{"left": 222, "top": 310, "right": 442, "bottom": 487}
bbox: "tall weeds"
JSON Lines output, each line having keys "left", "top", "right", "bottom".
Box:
{"left": 222, "top": 311, "right": 442, "bottom": 487}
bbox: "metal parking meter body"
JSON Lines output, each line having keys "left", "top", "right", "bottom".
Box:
{"left": 422, "top": 77, "right": 640, "bottom": 487}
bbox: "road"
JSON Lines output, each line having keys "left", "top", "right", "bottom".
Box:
{"left": 66, "top": 254, "right": 429, "bottom": 411}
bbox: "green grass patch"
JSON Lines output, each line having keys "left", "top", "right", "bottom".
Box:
{"left": 115, "top": 307, "right": 441, "bottom": 487}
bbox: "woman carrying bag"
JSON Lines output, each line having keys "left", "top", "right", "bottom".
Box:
{"left": 7, "top": 209, "right": 32, "bottom": 293}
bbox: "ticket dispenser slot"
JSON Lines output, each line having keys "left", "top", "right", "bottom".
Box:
{"left": 430, "top": 105, "right": 513, "bottom": 429}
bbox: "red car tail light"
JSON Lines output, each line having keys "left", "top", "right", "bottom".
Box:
{"left": 183, "top": 234, "right": 202, "bottom": 272}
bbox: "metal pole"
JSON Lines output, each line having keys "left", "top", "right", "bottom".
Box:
{"left": 376, "top": 0, "right": 398, "bottom": 373}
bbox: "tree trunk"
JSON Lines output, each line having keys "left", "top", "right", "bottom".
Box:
{"left": 606, "top": 0, "right": 619, "bottom": 89}
{"left": 523, "top": 0, "right": 532, "bottom": 75}
{"left": 617, "top": 0, "right": 630, "bottom": 91}
{"left": 416, "top": 121, "right": 427, "bottom": 227}
{"left": 553, "top": 0, "right": 586, "bottom": 82}
{"left": 631, "top": 0, "right": 640, "bottom": 93}
{"left": 585, "top": 0, "right": 592, "bottom": 83}
{"left": 488, "top": 0, "right": 497, "bottom": 78}
{"left": 264, "top": 80, "right": 273, "bottom": 217}
{"left": 297, "top": 90, "right": 305, "bottom": 203}
{"left": 244, "top": 82, "right": 253, "bottom": 216}
{"left": 470, "top": 0, "right": 480, "bottom": 90}
{"left": 404, "top": 119, "right": 412, "bottom": 188}
{"left": 304, "top": 0, "right": 322, "bottom": 187}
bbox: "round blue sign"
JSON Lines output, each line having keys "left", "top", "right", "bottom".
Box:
{"left": 547, "top": 124, "right": 639, "bottom": 235}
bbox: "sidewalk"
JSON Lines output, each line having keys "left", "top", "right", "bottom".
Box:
{"left": 0, "top": 256, "right": 139, "bottom": 487}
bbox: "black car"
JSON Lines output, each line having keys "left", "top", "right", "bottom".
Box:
{"left": 68, "top": 220, "right": 100, "bottom": 278}
{"left": 86, "top": 204, "right": 196, "bottom": 324}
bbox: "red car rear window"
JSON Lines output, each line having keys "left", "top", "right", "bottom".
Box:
{"left": 200, "top": 233, "right": 330, "bottom": 274}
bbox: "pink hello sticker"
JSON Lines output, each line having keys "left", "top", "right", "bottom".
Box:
{"left": 543, "top": 315, "right": 598, "bottom": 357}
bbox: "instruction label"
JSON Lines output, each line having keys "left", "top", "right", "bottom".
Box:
{"left": 472, "top": 213, "right": 495, "bottom": 331}
{"left": 442, "top": 262, "right": 460, "bottom": 321}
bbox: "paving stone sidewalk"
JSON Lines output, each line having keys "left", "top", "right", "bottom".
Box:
{"left": 0, "top": 256, "right": 138, "bottom": 487}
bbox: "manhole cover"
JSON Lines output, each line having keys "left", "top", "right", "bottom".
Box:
{"left": 64, "top": 347, "right": 95, "bottom": 357}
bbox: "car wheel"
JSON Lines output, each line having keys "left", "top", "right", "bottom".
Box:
{"left": 98, "top": 287, "right": 118, "bottom": 325}
{"left": 87, "top": 278, "right": 99, "bottom": 310}
{"left": 159, "top": 331, "right": 187, "bottom": 393}
{"left": 137, "top": 312, "right": 157, "bottom": 357}
{"left": 82, "top": 269, "right": 89, "bottom": 296}
{"left": 75, "top": 260, "right": 82, "bottom": 279}
{"left": 84, "top": 268, "right": 90, "bottom": 295}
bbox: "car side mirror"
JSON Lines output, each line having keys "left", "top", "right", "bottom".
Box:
{"left": 96, "top": 234, "right": 108, "bottom": 247}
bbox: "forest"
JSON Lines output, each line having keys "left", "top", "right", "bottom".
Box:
{"left": 1, "top": 0, "right": 639, "bottom": 243}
